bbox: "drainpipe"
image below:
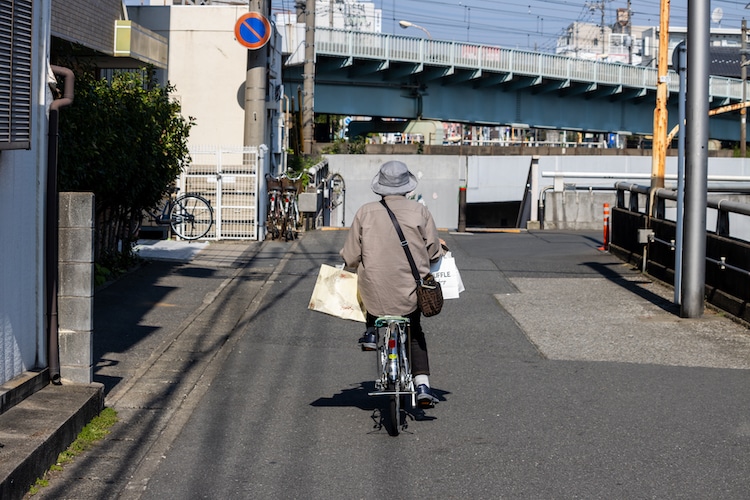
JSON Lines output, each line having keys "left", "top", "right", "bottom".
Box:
{"left": 46, "top": 65, "right": 74, "bottom": 385}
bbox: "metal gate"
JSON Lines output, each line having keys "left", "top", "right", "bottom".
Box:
{"left": 179, "top": 146, "right": 260, "bottom": 240}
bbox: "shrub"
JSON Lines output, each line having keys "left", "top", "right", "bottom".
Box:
{"left": 57, "top": 69, "right": 194, "bottom": 267}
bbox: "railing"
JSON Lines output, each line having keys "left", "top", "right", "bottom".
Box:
{"left": 300, "top": 158, "right": 333, "bottom": 229}
{"left": 462, "top": 139, "right": 608, "bottom": 148}
{"left": 308, "top": 27, "right": 749, "bottom": 102}
{"left": 543, "top": 171, "right": 750, "bottom": 198}
{"left": 611, "top": 181, "right": 750, "bottom": 322}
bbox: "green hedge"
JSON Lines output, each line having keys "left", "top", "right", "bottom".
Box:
{"left": 57, "top": 69, "right": 193, "bottom": 269}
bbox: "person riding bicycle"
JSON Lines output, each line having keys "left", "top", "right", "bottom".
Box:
{"left": 340, "top": 160, "right": 444, "bottom": 408}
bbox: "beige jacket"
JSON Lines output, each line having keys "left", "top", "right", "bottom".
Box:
{"left": 340, "top": 195, "right": 443, "bottom": 316}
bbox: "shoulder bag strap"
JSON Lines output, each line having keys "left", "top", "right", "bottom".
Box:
{"left": 380, "top": 199, "right": 422, "bottom": 285}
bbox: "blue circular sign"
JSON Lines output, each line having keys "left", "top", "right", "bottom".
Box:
{"left": 235, "top": 12, "right": 271, "bottom": 50}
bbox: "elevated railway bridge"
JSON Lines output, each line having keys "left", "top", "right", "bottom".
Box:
{"left": 282, "top": 27, "right": 749, "bottom": 142}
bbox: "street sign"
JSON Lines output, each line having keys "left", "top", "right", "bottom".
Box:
{"left": 234, "top": 12, "right": 271, "bottom": 50}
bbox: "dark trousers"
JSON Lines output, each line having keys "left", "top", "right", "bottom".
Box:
{"left": 366, "top": 310, "right": 430, "bottom": 376}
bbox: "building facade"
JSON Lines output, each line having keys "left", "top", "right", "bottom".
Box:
{"left": 0, "top": 0, "right": 165, "bottom": 394}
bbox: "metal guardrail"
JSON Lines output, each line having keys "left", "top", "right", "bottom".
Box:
{"left": 311, "top": 27, "right": 747, "bottom": 102}
{"left": 543, "top": 171, "right": 750, "bottom": 194}
{"left": 611, "top": 182, "right": 750, "bottom": 321}
{"left": 615, "top": 181, "right": 750, "bottom": 273}
{"left": 613, "top": 181, "right": 750, "bottom": 239}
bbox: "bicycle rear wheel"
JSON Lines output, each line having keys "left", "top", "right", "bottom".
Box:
{"left": 386, "top": 322, "right": 401, "bottom": 436}
{"left": 387, "top": 381, "right": 400, "bottom": 436}
{"left": 170, "top": 194, "right": 213, "bottom": 240}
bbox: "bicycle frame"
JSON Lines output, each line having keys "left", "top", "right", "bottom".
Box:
{"left": 282, "top": 188, "right": 298, "bottom": 222}
{"left": 152, "top": 199, "right": 172, "bottom": 225}
{"left": 145, "top": 186, "right": 179, "bottom": 225}
{"left": 268, "top": 187, "right": 283, "bottom": 219}
{"left": 368, "top": 316, "right": 416, "bottom": 408}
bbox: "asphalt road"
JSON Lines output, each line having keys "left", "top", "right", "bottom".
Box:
{"left": 33, "top": 229, "right": 750, "bottom": 499}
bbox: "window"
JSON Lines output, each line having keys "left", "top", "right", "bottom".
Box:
{"left": 0, "top": 0, "right": 33, "bottom": 150}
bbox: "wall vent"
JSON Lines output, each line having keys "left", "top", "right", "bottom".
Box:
{"left": 0, "top": 0, "right": 33, "bottom": 150}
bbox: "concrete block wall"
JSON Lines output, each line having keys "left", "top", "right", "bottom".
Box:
{"left": 542, "top": 191, "right": 617, "bottom": 231}
{"left": 58, "top": 193, "right": 95, "bottom": 384}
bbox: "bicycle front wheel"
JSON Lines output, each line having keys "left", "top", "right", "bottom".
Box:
{"left": 170, "top": 194, "right": 213, "bottom": 240}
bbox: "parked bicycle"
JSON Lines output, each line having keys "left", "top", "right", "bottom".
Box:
{"left": 266, "top": 171, "right": 303, "bottom": 241}
{"left": 281, "top": 171, "right": 303, "bottom": 240}
{"left": 144, "top": 186, "right": 213, "bottom": 240}
{"left": 368, "top": 315, "right": 416, "bottom": 436}
{"left": 266, "top": 173, "right": 284, "bottom": 240}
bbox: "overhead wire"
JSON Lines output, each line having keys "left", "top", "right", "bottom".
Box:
{"left": 271, "top": 1, "right": 750, "bottom": 53}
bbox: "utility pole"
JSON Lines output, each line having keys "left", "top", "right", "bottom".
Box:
{"left": 599, "top": 2, "right": 605, "bottom": 54}
{"left": 650, "top": 0, "right": 670, "bottom": 194}
{"left": 741, "top": 19, "right": 747, "bottom": 157}
{"left": 244, "top": 0, "right": 270, "bottom": 149}
{"left": 302, "top": 0, "right": 316, "bottom": 155}
{"left": 586, "top": 0, "right": 612, "bottom": 56}
{"left": 627, "top": 0, "right": 632, "bottom": 64}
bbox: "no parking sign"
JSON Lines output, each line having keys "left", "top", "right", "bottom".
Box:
{"left": 234, "top": 12, "right": 271, "bottom": 50}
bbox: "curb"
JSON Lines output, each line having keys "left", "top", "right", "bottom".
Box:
{"left": 0, "top": 383, "right": 104, "bottom": 500}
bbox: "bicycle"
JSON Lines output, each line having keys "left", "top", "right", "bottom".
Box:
{"left": 368, "top": 315, "right": 416, "bottom": 436}
{"left": 281, "top": 171, "right": 303, "bottom": 241}
{"left": 266, "top": 173, "right": 284, "bottom": 240}
{"left": 145, "top": 187, "right": 214, "bottom": 240}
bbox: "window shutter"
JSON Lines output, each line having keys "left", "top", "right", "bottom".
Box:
{"left": 0, "top": 0, "right": 33, "bottom": 150}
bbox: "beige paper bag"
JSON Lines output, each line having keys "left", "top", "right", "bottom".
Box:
{"left": 308, "top": 264, "right": 366, "bottom": 322}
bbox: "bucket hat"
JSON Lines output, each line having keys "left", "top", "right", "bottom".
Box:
{"left": 371, "top": 161, "right": 418, "bottom": 196}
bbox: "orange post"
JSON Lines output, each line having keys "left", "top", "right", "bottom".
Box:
{"left": 598, "top": 203, "right": 610, "bottom": 251}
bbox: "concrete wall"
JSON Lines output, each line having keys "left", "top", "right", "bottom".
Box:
{"left": 324, "top": 154, "right": 750, "bottom": 232}
{"left": 129, "top": 5, "right": 284, "bottom": 169}
{"left": 58, "top": 193, "right": 95, "bottom": 384}
{"left": 325, "top": 155, "right": 462, "bottom": 230}
{"left": 0, "top": 3, "right": 51, "bottom": 386}
{"left": 129, "top": 6, "right": 250, "bottom": 148}
{"left": 543, "top": 191, "right": 617, "bottom": 231}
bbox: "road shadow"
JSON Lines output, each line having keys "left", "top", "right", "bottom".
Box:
{"left": 583, "top": 260, "right": 679, "bottom": 315}
{"left": 93, "top": 260, "right": 221, "bottom": 396}
{"left": 311, "top": 382, "right": 449, "bottom": 433}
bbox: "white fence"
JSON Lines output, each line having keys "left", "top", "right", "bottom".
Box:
{"left": 180, "top": 146, "right": 260, "bottom": 240}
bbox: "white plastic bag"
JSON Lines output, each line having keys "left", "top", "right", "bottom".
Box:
{"left": 430, "top": 251, "right": 465, "bottom": 299}
{"left": 308, "top": 264, "right": 367, "bottom": 322}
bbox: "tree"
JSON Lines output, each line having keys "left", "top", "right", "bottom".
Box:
{"left": 57, "top": 69, "right": 194, "bottom": 270}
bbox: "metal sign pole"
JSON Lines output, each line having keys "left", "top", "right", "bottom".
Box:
{"left": 673, "top": 41, "right": 686, "bottom": 306}
{"left": 681, "top": 0, "right": 709, "bottom": 318}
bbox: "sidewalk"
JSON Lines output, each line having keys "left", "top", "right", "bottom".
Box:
{"left": 3, "top": 229, "right": 750, "bottom": 499}
{"left": 0, "top": 238, "right": 263, "bottom": 500}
